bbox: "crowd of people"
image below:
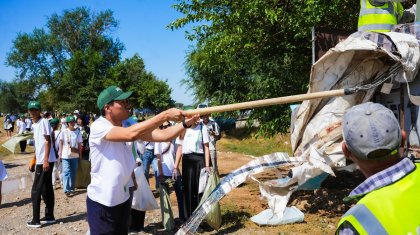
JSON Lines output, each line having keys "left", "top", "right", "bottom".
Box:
{"left": 3, "top": 84, "right": 419, "bottom": 234}
{"left": 1, "top": 85, "right": 223, "bottom": 233}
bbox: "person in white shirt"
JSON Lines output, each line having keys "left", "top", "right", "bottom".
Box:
{"left": 174, "top": 120, "right": 211, "bottom": 219}
{"left": 143, "top": 141, "right": 159, "bottom": 189}
{"left": 201, "top": 114, "right": 221, "bottom": 173}
{"left": 27, "top": 101, "right": 56, "bottom": 228}
{"left": 86, "top": 85, "right": 198, "bottom": 234}
{"left": 49, "top": 118, "right": 62, "bottom": 190}
{"left": 25, "top": 115, "right": 32, "bottom": 131}
{"left": 58, "top": 116, "right": 82, "bottom": 196}
{"left": 60, "top": 113, "right": 67, "bottom": 130}
{"left": 17, "top": 114, "right": 28, "bottom": 153}
{"left": 155, "top": 121, "right": 186, "bottom": 225}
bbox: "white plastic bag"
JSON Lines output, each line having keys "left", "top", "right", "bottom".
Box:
{"left": 132, "top": 166, "right": 159, "bottom": 211}
{"left": 251, "top": 206, "right": 304, "bottom": 226}
{"left": 198, "top": 167, "right": 209, "bottom": 194}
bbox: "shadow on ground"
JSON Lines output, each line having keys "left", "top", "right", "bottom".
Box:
{"left": 0, "top": 197, "right": 31, "bottom": 209}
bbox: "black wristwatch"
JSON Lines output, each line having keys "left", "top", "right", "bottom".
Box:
{"left": 182, "top": 119, "right": 192, "bottom": 128}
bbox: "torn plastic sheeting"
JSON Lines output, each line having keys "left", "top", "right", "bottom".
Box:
{"left": 175, "top": 152, "right": 304, "bottom": 235}
{"left": 2, "top": 132, "right": 34, "bottom": 153}
{"left": 251, "top": 206, "right": 304, "bottom": 226}
{"left": 247, "top": 143, "right": 339, "bottom": 227}
{"left": 292, "top": 32, "right": 419, "bottom": 160}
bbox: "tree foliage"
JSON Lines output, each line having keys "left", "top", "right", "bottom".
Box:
{"left": 106, "top": 54, "right": 175, "bottom": 111}
{"left": 169, "top": 0, "right": 363, "bottom": 135}
{"left": 5, "top": 7, "right": 173, "bottom": 114}
{"left": 0, "top": 80, "right": 37, "bottom": 113}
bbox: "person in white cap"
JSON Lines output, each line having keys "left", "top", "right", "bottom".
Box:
{"left": 337, "top": 102, "right": 420, "bottom": 235}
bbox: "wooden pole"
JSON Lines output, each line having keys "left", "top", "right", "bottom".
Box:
{"left": 185, "top": 89, "right": 347, "bottom": 116}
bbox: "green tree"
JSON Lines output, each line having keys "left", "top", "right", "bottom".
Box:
{"left": 6, "top": 7, "right": 124, "bottom": 112}
{"left": 169, "top": 0, "right": 363, "bottom": 135}
{"left": 0, "top": 80, "right": 37, "bottom": 113}
{"left": 106, "top": 54, "right": 175, "bottom": 111}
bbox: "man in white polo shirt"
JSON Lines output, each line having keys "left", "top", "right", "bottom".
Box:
{"left": 27, "top": 101, "right": 56, "bottom": 228}
{"left": 87, "top": 85, "right": 199, "bottom": 234}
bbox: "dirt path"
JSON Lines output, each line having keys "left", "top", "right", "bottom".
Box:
{"left": 0, "top": 139, "right": 361, "bottom": 235}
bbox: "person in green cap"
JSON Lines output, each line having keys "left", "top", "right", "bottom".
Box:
{"left": 59, "top": 115, "right": 83, "bottom": 196}
{"left": 86, "top": 85, "right": 199, "bottom": 234}
{"left": 27, "top": 101, "right": 57, "bottom": 228}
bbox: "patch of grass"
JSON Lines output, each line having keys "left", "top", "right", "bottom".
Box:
{"left": 218, "top": 126, "right": 292, "bottom": 157}
{"left": 221, "top": 202, "right": 251, "bottom": 225}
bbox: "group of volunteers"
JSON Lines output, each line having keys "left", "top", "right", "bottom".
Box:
{"left": 0, "top": 78, "right": 415, "bottom": 235}
{"left": 0, "top": 1, "right": 417, "bottom": 234}
{"left": 22, "top": 85, "right": 222, "bottom": 234}
{"left": 18, "top": 86, "right": 420, "bottom": 235}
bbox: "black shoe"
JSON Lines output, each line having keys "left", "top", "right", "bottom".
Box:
{"left": 27, "top": 220, "right": 42, "bottom": 228}
{"left": 40, "top": 217, "right": 56, "bottom": 224}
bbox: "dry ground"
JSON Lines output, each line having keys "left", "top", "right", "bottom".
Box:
{"left": 0, "top": 130, "right": 363, "bottom": 235}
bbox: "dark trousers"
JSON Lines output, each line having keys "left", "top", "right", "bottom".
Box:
{"left": 31, "top": 163, "right": 55, "bottom": 222}
{"left": 182, "top": 153, "right": 205, "bottom": 219}
{"left": 87, "top": 196, "right": 131, "bottom": 235}
{"left": 130, "top": 209, "right": 145, "bottom": 231}
{"left": 19, "top": 140, "right": 27, "bottom": 152}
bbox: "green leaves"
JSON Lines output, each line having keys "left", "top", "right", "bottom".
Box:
{"left": 171, "top": 0, "right": 359, "bottom": 136}
{"left": 5, "top": 7, "right": 173, "bottom": 114}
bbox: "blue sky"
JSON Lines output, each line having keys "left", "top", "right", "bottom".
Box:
{"left": 0, "top": 0, "right": 194, "bottom": 104}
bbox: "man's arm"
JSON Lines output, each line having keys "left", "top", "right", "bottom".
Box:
{"left": 43, "top": 135, "right": 51, "bottom": 171}
{"left": 104, "top": 109, "right": 198, "bottom": 142}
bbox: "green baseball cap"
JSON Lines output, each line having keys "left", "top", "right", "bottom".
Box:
{"left": 66, "top": 116, "right": 76, "bottom": 123}
{"left": 28, "top": 101, "right": 41, "bottom": 110}
{"left": 97, "top": 86, "right": 133, "bottom": 110}
{"left": 49, "top": 118, "right": 59, "bottom": 126}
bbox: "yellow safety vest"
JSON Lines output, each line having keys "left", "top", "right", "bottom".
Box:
{"left": 337, "top": 163, "right": 420, "bottom": 234}
{"left": 358, "top": 0, "right": 403, "bottom": 32}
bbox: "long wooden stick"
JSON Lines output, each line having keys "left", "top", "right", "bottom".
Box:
{"left": 185, "top": 89, "right": 350, "bottom": 115}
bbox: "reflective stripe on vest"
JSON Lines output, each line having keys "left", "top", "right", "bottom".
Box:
{"left": 341, "top": 204, "right": 388, "bottom": 235}
{"left": 358, "top": 0, "right": 398, "bottom": 32}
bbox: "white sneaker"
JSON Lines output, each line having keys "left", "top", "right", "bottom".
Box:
{"left": 27, "top": 221, "right": 42, "bottom": 228}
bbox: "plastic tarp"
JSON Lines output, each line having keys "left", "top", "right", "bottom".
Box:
{"left": 292, "top": 32, "right": 419, "bottom": 167}
{"left": 251, "top": 31, "right": 420, "bottom": 226}
{"left": 2, "top": 132, "right": 33, "bottom": 153}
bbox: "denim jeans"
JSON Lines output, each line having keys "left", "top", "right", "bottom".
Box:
{"left": 62, "top": 158, "right": 79, "bottom": 193}
{"left": 142, "top": 149, "right": 158, "bottom": 188}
